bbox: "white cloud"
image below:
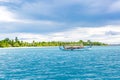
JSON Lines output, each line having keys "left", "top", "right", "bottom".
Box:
{"left": 48, "top": 25, "right": 120, "bottom": 44}
{"left": 0, "top": 5, "right": 61, "bottom": 27}
{"left": 108, "top": 0, "right": 120, "bottom": 12}
{"left": 0, "top": 0, "right": 9, "bottom": 2}
{"left": 0, "top": 0, "right": 19, "bottom": 2}
{"left": 0, "top": 6, "right": 17, "bottom": 22}
{"left": 0, "top": 25, "right": 120, "bottom": 44}
{"left": 0, "top": 0, "right": 120, "bottom": 44}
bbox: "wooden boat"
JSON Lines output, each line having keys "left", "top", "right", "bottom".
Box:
{"left": 59, "top": 43, "right": 92, "bottom": 51}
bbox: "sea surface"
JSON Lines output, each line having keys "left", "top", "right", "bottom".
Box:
{"left": 0, "top": 46, "right": 120, "bottom": 80}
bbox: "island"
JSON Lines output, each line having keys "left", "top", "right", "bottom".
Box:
{"left": 0, "top": 37, "right": 107, "bottom": 48}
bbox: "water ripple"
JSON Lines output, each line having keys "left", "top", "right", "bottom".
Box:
{"left": 0, "top": 46, "right": 120, "bottom": 79}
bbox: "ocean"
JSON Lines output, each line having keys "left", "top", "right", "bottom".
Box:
{"left": 0, "top": 46, "right": 120, "bottom": 80}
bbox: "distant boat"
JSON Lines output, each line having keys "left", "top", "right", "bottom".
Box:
{"left": 59, "top": 43, "right": 92, "bottom": 51}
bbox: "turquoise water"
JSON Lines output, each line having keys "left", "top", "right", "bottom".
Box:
{"left": 0, "top": 46, "right": 120, "bottom": 80}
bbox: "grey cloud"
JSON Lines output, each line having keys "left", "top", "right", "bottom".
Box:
{"left": 105, "top": 31, "right": 120, "bottom": 35}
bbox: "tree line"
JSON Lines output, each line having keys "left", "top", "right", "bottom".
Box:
{"left": 0, "top": 37, "right": 107, "bottom": 47}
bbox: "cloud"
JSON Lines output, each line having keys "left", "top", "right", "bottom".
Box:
{"left": 108, "top": 0, "right": 120, "bottom": 13}
{"left": 105, "top": 31, "right": 120, "bottom": 36}
{"left": 0, "top": 0, "right": 9, "bottom": 2}
{"left": 0, "top": 25, "right": 120, "bottom": 44}
{"left": 0, "top": 20, "right": 66, "bottom": 33}
{"left": 0, "top": 6, "right": 17, "bottom": 22}
{"left": 0, "top": 0, "right": 120, "bottom": 44}
{"left": 5, "top": 0, "right": 119, "bottom": 26}
{"left": 1, "top": 0, "right": 120, "bottom": 25}
{"left": 0, "top": 0, "right": 21, "bottom": 3}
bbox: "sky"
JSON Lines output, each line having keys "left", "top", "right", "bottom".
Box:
{"left": 0, "top": 0, "right": 120, "bottom": 44}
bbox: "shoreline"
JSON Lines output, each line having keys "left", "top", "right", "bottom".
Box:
{"left": 0, "top": 46, "right": 58, "bottom": 49}
{"left": 0, "top": 45, "right": 118, "bottom": 49}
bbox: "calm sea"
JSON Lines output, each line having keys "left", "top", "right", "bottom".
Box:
{"left": 0, "top": 46, "right": 120, "bottom": 80}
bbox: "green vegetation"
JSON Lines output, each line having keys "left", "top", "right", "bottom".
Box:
{"left": 0, "top": 37, "right": 107, "bottom": 48}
